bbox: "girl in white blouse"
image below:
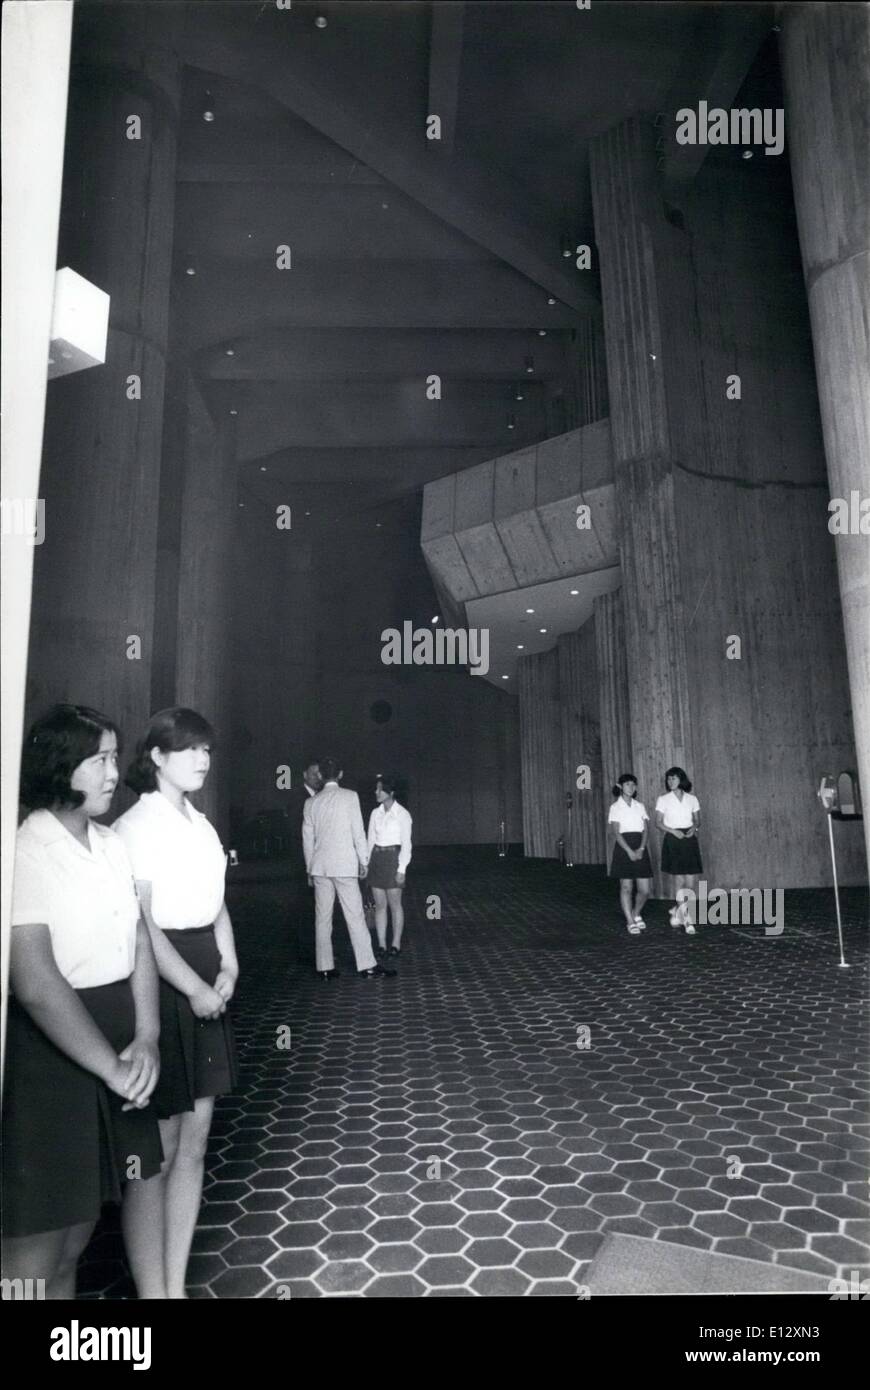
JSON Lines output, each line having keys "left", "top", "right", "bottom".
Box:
{"left": 2, "top": 706, "right": 162, "bottom": 1298}
{"left": 366, "top": 774, "right": 412, "bottom": 956}
{"left": 607, "top": 773, "right": 654, "bottom": 934}
{"left": 655, "top": 766, "right": 703, "bottom": 934}
{"left": 114, "top": 707, "right": 239, "bottom": 1300}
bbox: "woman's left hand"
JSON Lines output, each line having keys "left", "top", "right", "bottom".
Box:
{"left": 214, "top": 969, "right": 237, "bottom": 1004}
{"left": 118, "top": 1035, "right": 160, "bottom": 1107}
{"left": 396, "top": 872, "right": 406, "bottom": 887}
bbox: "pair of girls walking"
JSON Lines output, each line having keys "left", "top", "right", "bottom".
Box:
{"left": 2, "top": 703, "right": 238, "bottom": 1299}
{"left": 608, "top": 767, "right": 702, "bottom": 934}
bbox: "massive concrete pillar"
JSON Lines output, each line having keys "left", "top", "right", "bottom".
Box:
{"left": 172, "top": 382, "right": 237, "bottom": 836}
{"left": 589, "top": 120, "right": 695, "bottom": 893}
{"left": 590, "top": 115, "right": 863, "bottom": 891}
{"left": 594, "top": 589, "right": 632, "bottom": 795}
{"left": 558, "top": 625, "right": 606, "bottom": 864}
{"left": 517, "top": 650, "right": 563, "bottom": 858}
{"left": 27, "top": 7, "right": 180, "bottom": 758}
{"left": 781, "top": 3, "right": 870, "bottom": 869}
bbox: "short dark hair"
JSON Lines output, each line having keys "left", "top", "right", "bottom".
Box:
{"left": 20, "top": 704, "right": 120, "bottom": 811}
{"left": 664, "top": 766, "right": 692, "bottom": 792}
{"left": 319, "top": 757, "right": 341, "bottom": 782}
{"left": 303, "top": 756, "right": 320, "bottom": 772}
{"left": 376, "top": 773, "right": 398, "bottom": 797}
{"left": 125, "top": 707, "right": 215, "bottom": 795}
{"left": 611, "top": 771, "right": 638, "bottom": 799}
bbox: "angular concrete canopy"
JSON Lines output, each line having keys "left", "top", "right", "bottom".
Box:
{"left": 421, "top": 418, "right": 620, "bottom": 687}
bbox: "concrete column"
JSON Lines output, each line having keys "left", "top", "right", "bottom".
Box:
{"left": 589, "top": 119, "right": 695, "bottom": 893}
{"left": 558, "top": 625, "right": 606, "bottom": 864}
{"left": 27, "top": 7, "right": 180, "bottom": 756}
{"left": 594, "top": 589, "right": 632, "bottom": 794}
{"left": 174, "top": 383, "right": 237, "bottom": 835}
{"left": 782, "top": 3, "right": 870, "bottom": 869}
{"left": 517, "top": 649, "right": 563, "bottom": 857}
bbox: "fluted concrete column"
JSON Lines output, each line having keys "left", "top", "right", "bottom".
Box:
{"left": 27, "top": 7, "right": 180, "bottom": 751}
{"left": 174, "top": 383, "right": 237, "bottom": 836}
{"left": 558, "top": 626, "right": 606, "bottom": 864}
{"left": 782, "top": 3, "right": 870, "bottom": 869}
{"left": 594, "top": 589, "right": 632, "bottom": 792}
{"left": 590, "top": 119, "right": 695, "bottom": 893}
{"left": 517, "top": 650, "right": 563, "bottom": 857}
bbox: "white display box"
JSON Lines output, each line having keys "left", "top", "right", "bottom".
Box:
{"left": 47, "top": 267, "right": 110, "bottom": 378}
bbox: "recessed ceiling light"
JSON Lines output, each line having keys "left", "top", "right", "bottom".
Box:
{"left": 315, "top": 14, "right": 327, "bottom": 27}
{"left": 202, "top": 91, "right": 215, "bottom": 122}
{"left": 238, "top": 502, "right": 245, "bottom": 508}
{"left": 229, "top": 409, "right": 238, "bottom": 416}
{"left": 516, "top": 644, "right": 524, "bottom": 650}
{"left": 540, "top": 627, "right": 547, "bottom": 634}
{"left": 570, "top": 589, "right": 579, "bottom": 596}
{"left": 501, "top": 675, "right": 509, "bottom": 680}
{"left": 547, "top": 296, "right": 556, "bottom": 306}
{"left": 538, "top": 329, "right": 547, "bottom": 337}
{"left": 525, "top": 607, "right": 534, "bottom": 614}
{"left": 431, "top": 615, "right": 439, "bottom": 624}
{"left": 225, "top": 348, "right": 235, "bottom": 356}
{"left": 305, "top": 510, "right": 311, "bottom": 516}
{"left": 185, "top": 267, "right": 196, "bottom": 276}
{"left": 260, "top": 466, "right": 267, "bottom": 472}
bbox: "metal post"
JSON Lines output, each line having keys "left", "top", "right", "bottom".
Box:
{"left": 826, "top": 812, "right": 849, "bottom": 969}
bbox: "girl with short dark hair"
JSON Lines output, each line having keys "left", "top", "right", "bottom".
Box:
{"left": 367, "top": 774, "right": 412, "bottom": 956}
{"left": 655, "top": 766, "right": 702, "bottom": 934}
{"left": 607, "top": 773, "right": 654, "bottom": 934}
{"left": 114, "top": 707, "right": 239, "bottom": 1299}
{"left": 2, "top": 705, "right": 163, "bottom": 1298}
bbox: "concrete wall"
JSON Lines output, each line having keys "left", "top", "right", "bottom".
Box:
{"left": 227, "top": 498, "right": 523, "bottom": 847}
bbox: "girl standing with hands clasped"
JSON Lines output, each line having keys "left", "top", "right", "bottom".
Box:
{"left": 2, "top": 706, "right": 163, "bottom": 1299}
{"left": 607, "top": 773, "right": 654, "bottom": 935}
{"left": 114, "top": 707, "right": 239, "bottom": 1299}
{"left": 655, "top": 766, "right": 702, "bottom": 934}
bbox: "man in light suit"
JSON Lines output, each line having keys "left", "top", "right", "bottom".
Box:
{"left": 302, "top": 757, "right": 395, "bottom": 981}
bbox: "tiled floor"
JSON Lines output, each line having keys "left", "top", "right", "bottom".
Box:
{"left": 80, "top": 850, "right": 869, "bottom": 1297}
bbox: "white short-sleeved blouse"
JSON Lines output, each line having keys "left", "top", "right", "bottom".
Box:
{"left": 655, "top": 791, "right": 701, "bottom": 829}
{"left": 11, "top": 810, "right": 139, "bottom": 989}
{"left": 113, "top": 791, "right": 226, "bottom": 931}
{"left": 608, "top": 798, "right": 649, "bottom": 834}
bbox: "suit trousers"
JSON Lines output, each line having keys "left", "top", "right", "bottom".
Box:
{"left": 313, "top": 876, "right": 377, "bottom": 972}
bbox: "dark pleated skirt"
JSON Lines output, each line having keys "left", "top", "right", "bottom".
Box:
{"left": 661, "top": 831, "right": 704, "bottom": 874}
{"left": 153, "top": 925, "right": 239, "bottom": 1120}
{"left": 609, "top": 831, "right": 654, "bottom": 879}
{"left": 368, "top": 844, "right": 401, "bottom": 890}
{"left": 1, "top": 978, "right": 163, "bottom": 1237}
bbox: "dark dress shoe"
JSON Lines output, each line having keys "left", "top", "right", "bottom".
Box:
{"left": 358, "top": 964, "right": 397, "bottom": 978}
{"left": 388, "top": 946, "right": 400, "bottom": 957}
{"left": 317, "top": 969, "right": 340, "bottom": 981}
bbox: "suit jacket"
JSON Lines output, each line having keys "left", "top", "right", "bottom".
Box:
{"left": 303, "top": 782, "right": 368, "bottom": 878}
{"left": 287, "top": 782, "right": 317, "bottom": 871}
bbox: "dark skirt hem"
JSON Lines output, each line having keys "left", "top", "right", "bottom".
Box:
{"left": 367, "top": 845, "right": 402, "bottom": 890}
{"left": 1, "top": 979, "right": 163, "bottom": 1238}
{"left": 153, "top": 926, "right": 239, "bottom": 1120}
{"left": 661, "top": 831, "right": 704, "bottom": 874}
{"left": 609, "top": 832, "right": 654, "bottom": 879}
